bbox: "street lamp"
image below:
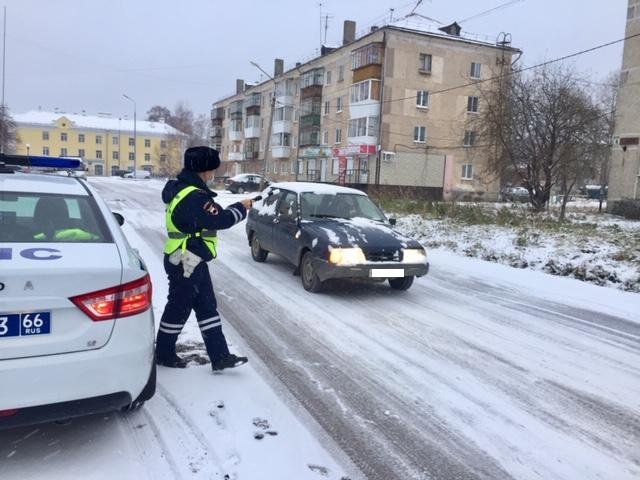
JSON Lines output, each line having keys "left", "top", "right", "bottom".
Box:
{"left": 26, "top": 143, "right": 30, "bottom": 156}
{"left": 250, "top": 61, "right": 276, "bottom": 190}
{"left": 123, "top": 94, "right": 136, "bottom": 173}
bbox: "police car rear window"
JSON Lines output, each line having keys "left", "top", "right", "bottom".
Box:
{"left": 0, "top": 192, "right": 112, "bottom": 243}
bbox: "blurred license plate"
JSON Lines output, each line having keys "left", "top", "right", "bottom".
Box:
{"left": 370, "top": 269, "right": 404, "bottom": 278}
{"left": 0, "top": 312, "right": 51, "bottom": 338}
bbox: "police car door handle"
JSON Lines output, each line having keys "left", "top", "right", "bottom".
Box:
{"left": 272, "top": 218, "right": 280, "bottom": 224}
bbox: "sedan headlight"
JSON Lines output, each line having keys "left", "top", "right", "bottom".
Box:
{"left": 402, "top": 248, "right": 427, "bottom": 264}
{"left": 329, "top": 247, "right": 366, "bottom": 265}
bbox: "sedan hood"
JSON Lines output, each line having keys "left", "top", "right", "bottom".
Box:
{"left": 303, "top": 217, "right": 422, "bottom": 250}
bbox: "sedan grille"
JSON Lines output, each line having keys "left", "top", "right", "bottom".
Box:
{"left": 364, "top": 250, "right": 400, "bottom": 262}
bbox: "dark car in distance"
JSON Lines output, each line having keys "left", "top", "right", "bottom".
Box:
{"left": 245, "top": 182, "right": 429, "bottom": 292}
{"left": 224, "top": 173, "right": 268, "bottom": 194}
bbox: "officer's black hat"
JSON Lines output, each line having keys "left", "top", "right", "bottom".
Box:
{"left": 184, "top": 146, "right": 220, "bottom": 172}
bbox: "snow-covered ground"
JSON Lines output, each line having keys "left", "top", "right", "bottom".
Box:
{"left": 2, "top": 177, "right": 639, "bottom": 480}
{"left": 393, "top": 201, "right": 640, "bottom": 292}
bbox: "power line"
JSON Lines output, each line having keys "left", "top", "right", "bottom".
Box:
{"left": 459, "top": 0, "right": 525, "bottom": 24}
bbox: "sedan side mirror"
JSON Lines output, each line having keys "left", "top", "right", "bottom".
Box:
{"left": 113, "top": 212, "right": 125, "bottom": 226}
{"left": 389, "top": 218, "right": 397, "bottom": 226}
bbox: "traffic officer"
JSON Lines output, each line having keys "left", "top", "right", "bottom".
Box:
{"left": 156, "top": 146, "right": 252, "bottom": 371}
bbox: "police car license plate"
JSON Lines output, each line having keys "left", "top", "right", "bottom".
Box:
{"left": 370, "top": 269, "right": 404, "bottom": 278}
{"left": 0, "top": 312, "right": 51, "bottom": 338}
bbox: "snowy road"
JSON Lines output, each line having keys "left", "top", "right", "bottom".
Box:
{"left": 95, "top": 179, "right": 640, "bottom": 480}
{"left": 3, "top": 178, "right": 638, "bottom": 480}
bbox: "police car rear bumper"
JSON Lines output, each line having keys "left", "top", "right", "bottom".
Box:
{"left": 0, "top": 311, "right": 154, "bottom": 428}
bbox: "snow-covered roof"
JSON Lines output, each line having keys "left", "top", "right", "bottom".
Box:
{"left": 271, "top": 182, "right": 367, "bottom": 196}
{"left": 12, "top": 110, "right": 184, "bottom": 136}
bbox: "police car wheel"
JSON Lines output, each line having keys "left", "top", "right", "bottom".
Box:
{"left": 250, "top": 233, "right": 268, "bottom": 262}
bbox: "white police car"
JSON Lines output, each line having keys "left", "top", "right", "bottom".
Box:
{"left": 0, "top": 155, "right": 155, "bottom": 429}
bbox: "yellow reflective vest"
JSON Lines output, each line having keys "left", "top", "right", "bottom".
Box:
{"left": 163, "top": 185, "right": 218, "bottom": 257}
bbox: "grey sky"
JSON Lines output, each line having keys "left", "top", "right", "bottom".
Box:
{"left": 3, "top": 0, "right": 628, "bottom": 119}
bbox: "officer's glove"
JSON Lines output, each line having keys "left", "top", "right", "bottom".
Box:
{"left": 168, "top": 250, "right": 182, "bottom": 266}
{"left": 181, "top": 250, "right": 202, "bottom": 278}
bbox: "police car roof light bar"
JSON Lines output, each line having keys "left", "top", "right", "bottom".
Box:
{"left": 0, "top": 153, "right": 82, "bottom": 169}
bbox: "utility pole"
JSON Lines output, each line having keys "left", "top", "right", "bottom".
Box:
{"left": 250, "top": 61, "right": 277, "bottom": 190}
{"left": 1, "top": 6, "right": 6, "bottom": 154}
{"left": 123, "top": 94, "right": 137, "bottom": 174}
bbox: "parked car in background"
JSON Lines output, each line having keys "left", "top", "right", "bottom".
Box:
{"left": 123, "top": 169, "right": 151, "bottom": 179}
{"left": 499, "top": 186, "right": 530, "bottom": 202}
{"left": 246, "top": 182, "right": 429, "bottom": 292}
{"left": 225, "top": 173, "right": 268, "bottom": 193}
{"left": 0, "top": 155, "right": 156, "bottom": 429}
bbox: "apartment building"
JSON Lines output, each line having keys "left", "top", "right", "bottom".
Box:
{"left": 212, "top": 21, "right": 519, "bottom": 200}
{"left": 13, "top": 110, "right": 184, "bottom": 176}
{"left": 608, "top": 0, "right": 640, "bottom": 211}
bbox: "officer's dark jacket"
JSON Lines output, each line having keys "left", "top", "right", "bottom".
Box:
{"left": 162, "top": 169, "right": 247, "bottom": 261}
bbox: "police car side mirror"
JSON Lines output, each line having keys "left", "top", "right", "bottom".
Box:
{"left": 113, "top": 212, "right": 125, "bottom": 226}
{"left": 389, "top": 217, "right": 397, "bottom": 226}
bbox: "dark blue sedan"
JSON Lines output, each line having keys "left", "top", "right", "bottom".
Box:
{"left": 245, "top": 182, "right": 429, "bottom": 292}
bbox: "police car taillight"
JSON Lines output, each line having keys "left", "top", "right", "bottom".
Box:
{"left": 69, "top": 274, "right": 152, "bottom": 321}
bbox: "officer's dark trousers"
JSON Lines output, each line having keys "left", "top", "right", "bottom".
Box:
{"left": 156, "top": 255, "right": 230, "bottom": 363}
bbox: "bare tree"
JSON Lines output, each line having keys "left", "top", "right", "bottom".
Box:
{"left": 146, "top": 102, "right": 210, "bottom": 148}
{"left": 0, "top": 105, "right": 19, "bottom": 154}
{"left": 476, "top": 65, "right": 609, "bottom": 214}
{"left": 146, "top": 105, "right": 172, "bottom": 123}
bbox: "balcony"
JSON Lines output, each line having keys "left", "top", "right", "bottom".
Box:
{"left": 229, "top": 152, "right": 244, "bottom": 161}
{"left": 300, "top": 84, "right": 322, "bottom": 100}
{"left": 300, "top": 114, "right": 321, "bottom": 129}
{"left": 272, "top": 146, "right": 291, "bottom": 158}
{"left": 244, "top": 94, "right": 261, "bottom": 108}
{"left": 351, "top": 43, "right": 383, "bottom": 70}
{"left": 229, "top": 130, "right": 243, "bottom": 141}
{"left": 244, "top": 150, "right": 259, "bottom": 160}
{"left": 273, "top": 120, "right": 293, "bottom": 134}
{"left": 211, "top": 107, "right": 224, "bottom": 125}
{"left": 230, "top": 100, "right": 243, "bottom": 119}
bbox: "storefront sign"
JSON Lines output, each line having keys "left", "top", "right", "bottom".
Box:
{"left": 332, "top": 144, "right": 377, "bottom": 157}
{"left": 299, "top": 146, "right": 331, "bottom": 158}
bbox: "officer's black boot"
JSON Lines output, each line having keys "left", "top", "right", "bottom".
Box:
{"left": 156, "top": 353, "right": 188, "bottom": 368}
{"left": 211, "top": 354, "right": 248, "bottom": 372}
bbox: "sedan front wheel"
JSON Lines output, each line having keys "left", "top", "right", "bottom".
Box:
{"left": 389, "top": 275, "right": 414, "bottom": 290}
{"left": 301, "top": 251, "right": 324, "bottom": 293}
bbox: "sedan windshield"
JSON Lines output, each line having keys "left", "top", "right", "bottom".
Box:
{"left": 300, "top": 192, "right": 387, "bottom": 222}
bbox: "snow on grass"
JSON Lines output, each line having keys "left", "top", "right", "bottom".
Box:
{"left": 391, "top": 202, "right": 640, "bottom": 293}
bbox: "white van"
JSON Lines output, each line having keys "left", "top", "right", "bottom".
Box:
{"left": 124, "top": 170, "right": 151, "bottom": 179}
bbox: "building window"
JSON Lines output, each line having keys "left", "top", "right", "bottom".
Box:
{"left": 462, "top": 164, "right": 473, "bottom": 180}
{"left": 96, "top": 150, "right": 102, "bottom": 159}
{"left": 112, "top": 136, "right": 118, "bottom": 145}
{"left": 335, "top": 128, "right": 342, "bottom": 144}
{"left": 351, "top": 43, "right": 383, "bottom": 70}
{"left": 160, "top": 140, "right": 167, "bottom": 148}
{"left": 96, "top": 135, "right": 102, "bottom": 144}
{"left": 78, "top": 149, "right": 85, "bottom": 157}
{"left": 129, "top": 137, "right": 135, "bottom": 146}
{"left": 145, "top": 153, "right": 151, "bottom": 162}
{"left": 292, "top": 135, "right": 297, "bottom": 148}
{"left": 42, "top": 147, "right": 49, "bottom": 155}
{"left": 322, "top": 130, "right": 329, "bottom": 145}
{"left": 628, "top": 5, "right": 635, "bottom": 20}
{"left": 419, "top": 53, "right": 432, "bottom": 73}
{"left": 61, "top": 132, "right": 68, "bottom": 142}
{"left": 113, "top": 151, "right": 119, "bottom": 160}
{"left": 274, "top": 106, "right": 293, "bottom": 121}
{"left": 144, "top": 139, "right": 151, "bottom": 148}
{"left": 60, "top": 147, "right": 67, "bottom": 156}
{"left": 463, "top": 130, "right": 477, "bottom": 147}
{"left": 470, "top": 62, "right": 482, "bottom": 79}
{"left": 417, "top": 90, "right": 429, "bottom": 108}
{"left": 324, "top": 100, "right": 330, "bottom": 116}
{"left": 332, "top": 158, "right": 339, "bottom": 175}
{"left": 414, "top": 126, "right": 426, "bottom": 143}
{"left": 336, "top": 97, "right": 343, "bottom": 112}
{"left": 467, "top": 96, "right": 479, "bottom": 113}
{"left": 348, "top": 116, "right": 378, "bottom": 137}
{"left": 350, "top": 79, "right": 381, "bottom": 103}
{"left": 272, "top": 132, "right": 291, "bottom": 147}
{"left": 77, "top": 133, "right": 84, "bottom": 143}
{"left": 160, "top": 154, "right": 167, "bottom": 163}
{"left": 129, "top": 152, "right": 135, "bottom": 161}
{"left": 111, "top": 166, "right": 120, "bottom": 176}
{"left": 338, "top": 65, "right": 344, "bottom": 82}
{"left": 42, "top": 131, "right": 49, "bottom": 140}
{"left": 326, "top": 70, "right": 332, "bottom": 85}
